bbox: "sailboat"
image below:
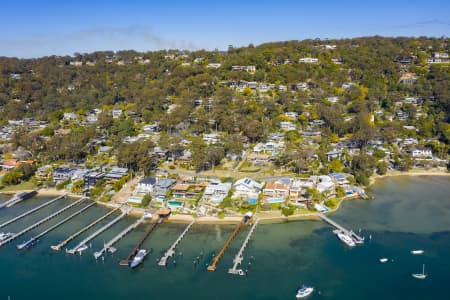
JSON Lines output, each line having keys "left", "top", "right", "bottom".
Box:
{"left": 412, "top": 264, "right": 427, "bottom": 279}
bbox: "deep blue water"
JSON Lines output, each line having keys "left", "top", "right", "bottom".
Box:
{"left": 0, "top": 175, "right": 449, "bottom": 300}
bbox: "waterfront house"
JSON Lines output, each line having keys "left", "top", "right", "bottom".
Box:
{"left": 263, "top": 181, "right": 289, "bottom": 199}
{"left": 317, "top": 176, "right": 335, "bottom": 194}
{"left": 171, "top": 183, "right": 199, "bottom": 199}
{"left": 53, "top": 167, "right": 75, "bottom": 183}
{"left": 233, "top": 178, "right": 263, "bottom": 200}
{"left": 83, "top": 171, "right": 105, "bottom": 189}
{"left": 153, "top": 178, "right": 177, "bottom": 198}
{"left": 135, "top": 177, "right": 157, "bottom": 194}
{"left": 36, "top": 165, "right": 52, "bottom": 180}
{"left": 203, "top": 180, "right": 232, "bottom": 203}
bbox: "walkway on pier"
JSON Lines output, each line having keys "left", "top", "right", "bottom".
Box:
{"left": 51, "top": 208, "right": 119, "bottom": 251}
{"left": 120, "top": 217, "right": 162, "bottom": 266}
{"left": 158, "top": 219, "right": 195, "bottom": 266}
{"left": 0, "top": 197, "right": 85, "bottom": 247}
{"left": 228, "top": 218, "right": 258, "bottom": 275}
{"left": 66, "top": 208, "right": 127, "bottom": 254}
{"left": 207, "top": 219, "right": 244, "bottom": 272}
{"left": 17, "top": 201, "right": 95, "bottom": 250}
{"left": 318, "top": 213, "right": 364, "bottom": 243}
{"left": 0, "top": 194, "right": 66, "bottom": 229}
{"left": 93, "top": 216, "right": 145, "bottom": 259}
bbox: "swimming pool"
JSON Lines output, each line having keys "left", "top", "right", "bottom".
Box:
{"left": 168, "top": 200, "right": 183, "bottom": 207}
{"left": 266, "top": 197, "right": 285, "bottom": 204}
{"left": 247, "top": 198, "right": 258, "bottom": 204}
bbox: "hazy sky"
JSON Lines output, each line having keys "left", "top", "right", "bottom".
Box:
{"left": 1, "top": 0, "right": 449, "bottom": 58}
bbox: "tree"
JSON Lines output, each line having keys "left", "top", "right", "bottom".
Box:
{"left": 71, "top": 179, "right": 85, "bottom": 193}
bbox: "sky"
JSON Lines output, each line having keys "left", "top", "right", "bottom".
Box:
{"left": 0, "top": 0, "right": 449, "bottom": 58}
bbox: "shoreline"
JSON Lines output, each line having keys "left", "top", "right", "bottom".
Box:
{"left": 368, "top": 168, "right": 450, "bottom": 187}
{"left": 2, "top": 169, "right": 448, "bottom": 225}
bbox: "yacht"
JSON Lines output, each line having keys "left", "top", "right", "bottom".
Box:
{"left": 412, "top": 264, "right": 427, "bottom": 279}
{"left": 0, "top": 232, "right": 13, "bottom": 241}
{"left": 379, "top": 258, "right": 389, "bottom": 263}
{"left": 296, "top": 285, "right": 314, "bottom": 298}
{"left": 337, "top": 232, "right": 356, "bottom": 247}
{"left": 130, "top": 249, "right": 148, "bottom": 268}
{"left": 411, "top": 250, "right": 424, "bottom": 255}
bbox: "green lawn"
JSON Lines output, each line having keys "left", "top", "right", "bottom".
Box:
{"left": 0, "top": 181, "right": 38, "bottom": 192}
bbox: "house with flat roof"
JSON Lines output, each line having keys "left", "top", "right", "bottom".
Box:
{"left": 203, "top": 180, "right": 232, "bottom": 203}
{"left": 104, "top": 167, "right": 128, "bottom": 180}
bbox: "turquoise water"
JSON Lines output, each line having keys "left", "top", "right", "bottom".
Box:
{"left": 168, "top": 200, "right": 184, "bottom": 207}
{"left": 0, "top": 175, "right": 449, "bottom": 299}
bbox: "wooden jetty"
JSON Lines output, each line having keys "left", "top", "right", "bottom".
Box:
{"left": 228, "top": 218, "right": 258, "bottom": 275}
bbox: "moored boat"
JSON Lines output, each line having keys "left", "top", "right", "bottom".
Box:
{"left": 411, "top": 250, "right": 424, "bottom": 255}
{"left": 296, "top": 285, "right": 314, "bottom": 298}
{"left": 0, "top": 232, "right": 14, "bottom": 241}
{"left": 336, "top": 232, "right": 356, "bottom": 247}
{"left": 379, "top": 258, "right": 389, "bottom": 263}
{"left": 412, "top": 264, "right": 427, "bottom": 279}
{"left": 129, "top": 249, "right": 148, "bottom": 268}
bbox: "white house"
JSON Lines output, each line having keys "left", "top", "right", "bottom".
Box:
{"left": 280, "top": 121, "right": 296, "bottom": 131}
{"left": 203, "top": 180, "right": 232, "bottom": 203}
{"left": 233, "top": 178, "right": 263, "bottom": 199}
{"left": 63, "top": 112, "right": 77, "bottom": 120}
{"left": 135, "top": 177, "right": 157, "bottom": 194}
{"left": 299, "top": 57, "right": 319, "bottom": 63}
{"left": 326, "top": 96, "right": 339, "bottom": 104}
{"left": 284, "top": 112, "right": 299, "bottom": 119}
{"left": 112, "top": 109, "right": 123, "bottom": 119}
{"left": 411, "top": 148, "right": 432, "bottom": 158}
{"left": 317, "top": 175, "right": 335, "bottom": 194}
{"left": 207, "top": 62, "right": 222, "bottom": 68}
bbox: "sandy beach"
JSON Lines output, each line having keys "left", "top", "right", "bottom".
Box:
{"left": 368, "top": 168, "right": 450, "bottom": 186}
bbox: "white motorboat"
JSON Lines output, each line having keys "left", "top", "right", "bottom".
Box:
{"left": 130, "top": 249, "right": 148, "bottom": 268}
{"left": 0, "top": 232, "right": 13, "bottom": 241}
{"left": 411, "top": 250, "right": 424, "bottom": 255}
{"left": 379, "top": 258, "right": 389, "bottom": 263}
{"left": 412, "top": 264, "right": 427, "bottom": 279}
{"left": 296, "top": 285, "right": 314, "bottom": 298}
{"left": 337, "top": 232, "right": 356, "bottom": 247}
